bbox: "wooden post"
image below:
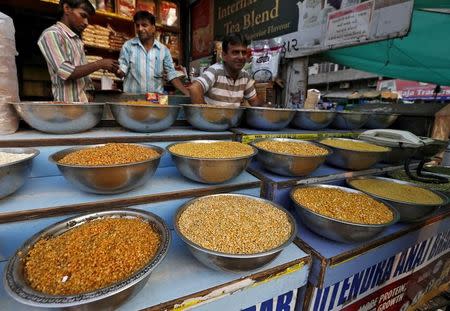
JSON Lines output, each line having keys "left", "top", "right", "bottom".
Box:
{"left": 282, "top": 57, "right": 308, "bottom": 108}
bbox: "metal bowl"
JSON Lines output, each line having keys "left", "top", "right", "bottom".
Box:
{"left": 4, "top": 209, "right": 170, "bottom": 310}
{"left": 290, "top": 184, "right": 399, "bottom": 243}
{"left": 245, "top": 107, "right": 296, "bottom": 130}
{"left": 0, "top": 148, "right": 39, "bottom": 199}
{"left": 291, "top": 109, "right": 336, "bottom": 130}
{"left": 174, "top": 194, "right": 296, "bottom": 272}
{"left": 331, "top": 111, "right": 370, "bottom": 130}
{"left": 319, "top": 138, "right": 391, "bottom": 170}
{"left": 347, "top": 176, "right": 448, "bottom": 222}
{"left": 109, "top": 103, "right": 180, "bottom": 132}
{"left": 49, "top": 144, "right": 163, "bottom": 194}
{"left": 182, "top": 104, "right": 244, "bottom": 131}
{"left": 364, "top": 113, "right": 399, "bottom": 129}
{"left": 167, "top": 140, "right": 257, "bottom": 184}
{"left": 250, "top": 138, "right": 331, "bottom": 176}
{"left": 11, "top": 102, "right": 104, "bottom": 134}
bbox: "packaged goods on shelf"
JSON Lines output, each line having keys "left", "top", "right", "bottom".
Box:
{"left": 118, "top": 0, "right": 136, "bottom": 18}
{"left": 86, "top": 55, "right": 121, "bottom": 81}
{"left": 160, "top": 1, "right": 178, "bottom": 27}
{"left": 83, "top": 25, "right": 112, "bottom": 49}
{"left": 136, "top": 0, "right": 156, "bottom": 14}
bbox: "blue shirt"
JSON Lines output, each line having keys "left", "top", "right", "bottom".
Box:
{"left": 118, "top": 38, "right": 180, "bottom": 94}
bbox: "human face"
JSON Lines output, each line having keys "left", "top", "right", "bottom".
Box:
{"left": 135, "top": 19, "right": 155, "bottom": 42}
{"left": 64, "top": 4, "right": 90, "bottom": 35}
{"left": 222, "top": 43, "right": 247, "bottom": 74}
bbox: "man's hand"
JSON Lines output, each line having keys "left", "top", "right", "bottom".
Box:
{"left": 96, "top": 59, "right": 120, "bottom": 73}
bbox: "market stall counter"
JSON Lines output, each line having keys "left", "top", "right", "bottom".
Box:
{"left": 0, "top": 126, "right": 312, "bottom": 310}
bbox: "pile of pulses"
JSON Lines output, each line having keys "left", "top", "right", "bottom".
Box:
{"left": 0, "top": 151, "right": 32, "bottom": 165}
{"left": 254, "top": 140, "right": 328, "bottom": 156}
{"left": 57, "top": 143, "right": 159, "bottom": 166}
{"left": 292, "top": 187, "right": 393, "bottom": 224}
{"left": 169, "top": 142, "right": 254, "bottom": 158}
{"left": 24, "top": 218, "right": 160, "bottom": 295}
{"left": 178, "top": 196, "right": 292, "bottom": 254}
{"left": 350, "top": 179, "right": 443, "bottom": 205}
{"left": 320, "top": 139, "right": 389, "bottom": 152}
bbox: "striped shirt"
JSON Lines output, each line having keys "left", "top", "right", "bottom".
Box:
{"left": 195, "top": 63, "right": 257, "bottom": 108}
{"left": 119, "top": 38, "right": 181, "bottom": 94}
{"left": 37, "top": 22, "right": 93, "bottom": 102}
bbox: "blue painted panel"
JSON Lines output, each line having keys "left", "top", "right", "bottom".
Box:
{"left": 0, "top": 167, "right": 260, "bottom": 216}
{"left": 0, "top": 233, "right": 309, "bottom": 311}
{"left": 323, "top": 217, "right": 450, "bottom": 287}
{"left": 0, "top": 127, "right": 233, "bottom": 143}
{"left": 0, "top": 188, "right": 261, "bottom": 262}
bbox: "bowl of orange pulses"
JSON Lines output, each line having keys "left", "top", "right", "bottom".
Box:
{"left": 49, "top": 143, "right": 164, "bottom": 194}
{"left": 167, "top": 140, "right": 257, "bottom": 184}
{"left": 4, "top": 209, "right": 170, "bottom": 310}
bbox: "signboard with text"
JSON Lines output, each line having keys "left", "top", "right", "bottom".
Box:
{"left": 309, "top": 229, "right": 450, "bottom": 311}
{"left": 282, "top": 0, "right": 414, "bottom": 58}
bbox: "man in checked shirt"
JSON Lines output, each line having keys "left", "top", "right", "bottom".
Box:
{"left": 38, "top": 0, "right": 119, "bottom": 102}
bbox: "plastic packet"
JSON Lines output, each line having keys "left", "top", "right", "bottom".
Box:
{"left": 250, "top": 37, "right": 283, "bottom": 82}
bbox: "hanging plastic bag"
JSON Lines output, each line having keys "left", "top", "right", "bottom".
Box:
{"left": 250, "top": 37, "right": 283, "bottom": 83}
{"left": 0, "top": 12, "right": 19, "bottom": 134}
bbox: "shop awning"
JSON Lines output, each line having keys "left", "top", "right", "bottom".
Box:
{"left": 321, "top": 1, "right": 450, "bottom": 86}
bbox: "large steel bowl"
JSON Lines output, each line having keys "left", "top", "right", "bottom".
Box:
{"left": 245, "top": 107, "right": 296, "bottom": 130}
{"left": 290, "top": 184, "right": 399, "bottom": 243}
{"left": 291, "top": 109, "right": 336, "bottom": 130}
{"left": 364, "top": 113, "right": 399, "bottom": 129}
{"left": 11, "top": 102, "right": 104, "bottom": 134}
{"left": 174, "top": 194, "right": 296, "bottom": 272}
{"left": 347, "top": 176, "right": 448, "bottom": 222}
{"left": 182, "top": 104, "right": 244, "bottom": 131}
{"left": 4, "top": 209, "right": 170, "bottom": 310}
{"left": 167, "top": 140, "right": 257, "bottom": 184}
{"left": 251, "top": 138, "right": 331, "bottom": 176}
{"left": 109, "top": 103, "right": 180, "bottom": 132}
{"left": 0, "top": 148, "right": 39, "bottom": 199}
{"left": 319, "top": 138, "right": 391, "bottom": 170}
{"left": 49, "top": 144, "right": 164, "bottom": 194}
{"left": 331, "top": 111, "right": 370, "bottom": 130}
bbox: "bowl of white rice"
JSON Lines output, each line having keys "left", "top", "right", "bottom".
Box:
{"left": 0, "top": 148, "right": 39, "bottom": 199}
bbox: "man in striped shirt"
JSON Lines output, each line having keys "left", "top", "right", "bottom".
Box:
{"left": 38, "top": 0, "right": 119, "bottom": 102}
{"left": 189, "top": 33, "right": 265, "bottom": 108}
{"left": 117, "top": 11, "right": 189, "bottom": 96}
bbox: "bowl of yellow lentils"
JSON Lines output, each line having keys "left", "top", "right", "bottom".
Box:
{"left": 167, "top": 140, "right": 257, "bottom": 184}
{"left": 49, "top": 143, "right": 164, "bottom": 194}
{"left": 290, "top": 184, "right": 399, "bottom": 243}
{"left": 174, "top": 193, "right": 296, "bottom": 272}
{"left": 251, "top": 138, "right": 331, "bottom": 176}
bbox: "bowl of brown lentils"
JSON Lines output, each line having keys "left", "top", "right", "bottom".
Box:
{"left": 49, "top": 143, "right": 164, "bottom": 194}
{"left": 174, "top": 193, "right": 297, "bottom": 272}
{"left": 4, "top": 209, "right": 170, "bottom": 309}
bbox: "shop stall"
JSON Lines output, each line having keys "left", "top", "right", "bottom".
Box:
{"left": 0, "top": 122, "right": 312, "bottom": 310}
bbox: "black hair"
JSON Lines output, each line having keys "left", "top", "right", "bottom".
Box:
{"left": 133, "top": 10, "right": 156, "bottom": 25}
{"left": 57, "top": 0, "right": 95, "bottom": 19}
{"left": 222, "top": 33, "right": 249, "bottom": 53}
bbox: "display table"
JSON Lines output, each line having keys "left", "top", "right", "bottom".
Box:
{"left": 231, "top": 128, "right": 362, "bottom": 144}
{"left": 0, "top": 127, "right": 311, "bottom": 310}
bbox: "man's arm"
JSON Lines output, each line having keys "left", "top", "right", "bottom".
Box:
{"left": 116, "top": 42, "right": 130, "bottom": 79}
{"left": 189, "top": 81, "right": 206, "bottom": 105}
{"left": 170, "top": 77, "right": 190, "bottom": 96}
{"left": 37, "top": 31, "right": 118, "bottom": 81}
{"left": 247, "top": 95, "right": 267, "bottom": 107}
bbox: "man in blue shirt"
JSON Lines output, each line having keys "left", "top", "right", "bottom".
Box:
{"left": 117, "top": 11, "right": 189, "bottom": 95}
